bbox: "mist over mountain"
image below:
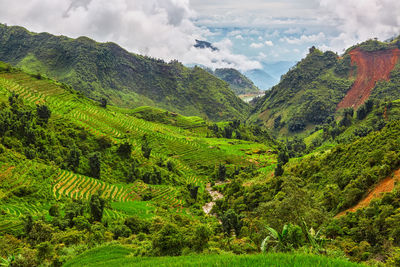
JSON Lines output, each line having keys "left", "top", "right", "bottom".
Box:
{"left": 0, "top": 23, "right": 249, "bottom": 121}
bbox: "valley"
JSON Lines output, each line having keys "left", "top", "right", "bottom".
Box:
{"left": 0, "top": 20, "right": 399, "bottom": 267}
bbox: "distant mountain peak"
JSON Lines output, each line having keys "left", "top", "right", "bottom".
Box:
{"left": 194, "top": 40, "right": 218, "bottom": 51}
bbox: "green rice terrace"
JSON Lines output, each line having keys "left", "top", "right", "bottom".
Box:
{"left": 0, "top": 64, "right": 284, "bottom": 266}
{"left": 63, "top": 245, "right": 366, "bottom": 267}
{"left": 1, "top": 35, "right": 400, "bottom": 267}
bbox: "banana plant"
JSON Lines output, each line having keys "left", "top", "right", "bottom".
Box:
{"left": 0, "top": 255, "right": 14, "bottom": 267}
{"left": 301, "top": 220, "right": 327, "bottom": 253}
{"left": 261, "top": 224, "right": 291, "bottom": 253}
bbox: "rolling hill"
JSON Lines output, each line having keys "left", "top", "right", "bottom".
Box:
{"left": 0, "top": 23, "right": 249, "bottom": 121}
{"left": 2, "top": 25, "right": 400, "bottom": 267}
{"left": 250, "top": 38, "right": 400, "bottom": 135}
{"left": 213, "top": 68, "right": 261, "bottom": 95}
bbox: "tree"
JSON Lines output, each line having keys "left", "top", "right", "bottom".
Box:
{"left": 187, "top": 184, "right": 199, "bottom": 201}
{"left": 124, "top": 216, "right": 150, "bottom": 234}
{"left": 217, "top": 163, "right": 227, "bottom": 181}
{"left": 221, "top": 209, "right": 242, "bottom": 236}
{"left": 260, "top": 224, "right": 306, "bottom": 253}
{"left": 152, "top": 223, "right": 185, "bottom": 256}
{"left": 192, "top": 225, "right": 211, "bottom": 252}
{"left": 36, "top": 105, "right": 51, "bottom": 124}
{"left": 49, "top": 204, "right": 60, "bottom": 217}
{"left": 89, "top": 153, "right": 101, "bottom": 178}
{"left": 111, "top": 224, "right": 131, "bottom": 239}
{"left": 141, "top": 134, "right": 152, "bottom": 159}
{"left": 8, "top": 92, "right": 19, "bottom": 106}
{"left": 23, "top": 214, "right": 34, "bottom": 235}
{"left": 117, "top": 142, "right": 132, "bottom": 157}
{"left": 28, "top": 220, "right": 54, "bottom": 245}
{"left": 100, "top": 97, "right": 107, "bottom": 108}
{"left": 261, "top": 225, "right": 291, "bottom": 252}
{"left": 223, "top": 126, "right": 233, "bottom": 139}
{"left": 274, "top": 147, "right": 289, "bottom": 177}
{"left": 89, "top": 193, "right": 105, "bottom": 222}
{"left": 68, "top": 147, "right": 80, "bottom": 171}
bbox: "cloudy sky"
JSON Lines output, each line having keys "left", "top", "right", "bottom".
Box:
{"left": 0, "top": 0, "right": 399, "bottom": 73}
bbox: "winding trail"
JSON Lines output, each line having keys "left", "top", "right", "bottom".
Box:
{"left": 336, "top": 169, "right": 400, "bottom": 217}
{"left": 337, "top": 48, "right": 400, "bottom": 110}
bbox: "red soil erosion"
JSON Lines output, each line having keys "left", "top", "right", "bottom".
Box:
{"left": 337, "top": 48, "right": 400, "bottom": 110}
{"left": 336, "top": 169, "right": 400, "bottom": 217}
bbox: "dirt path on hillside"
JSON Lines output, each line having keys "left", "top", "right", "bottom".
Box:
{"left": 336, "top": 169, "right": 400, "bottom": 217}
{"left": 202, "top": 182, "right": 225, "bottom": 215}
{"left": 337, "top": 48, "right": 400, "bottom": 110}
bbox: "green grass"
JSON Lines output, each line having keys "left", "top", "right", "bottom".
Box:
{"left": 64, "top": 245, "right": 365, "bottom": 267}
{"left": 110, "top": 201, "right": 155, "bottom": 219}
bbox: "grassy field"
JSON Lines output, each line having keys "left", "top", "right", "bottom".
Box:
{"left": 64, "top": 245, "right": 365, "bottom": 267}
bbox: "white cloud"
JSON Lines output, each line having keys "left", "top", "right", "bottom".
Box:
{"left": 0, "top": 0, "right": 260, "bottom": 71}
{"left": 258, "top": 52, "right": 267, "bottom": 59}
{"left": 250, "top": 42, "right": 264, "bottom": 48}
{"left": 264, "top": 40, "right": 274, "bottom": 46}
{"left": 319, "top": 0, "right": 400, "bottom": 51}
{"left": 280, "top": 32, "right": 325, "bottom": 44}
{"left": 235, "top": 34, "right": 244, "bottom": 40}
{"left": 284, "top": 27, "right": 302, "bottom": 34}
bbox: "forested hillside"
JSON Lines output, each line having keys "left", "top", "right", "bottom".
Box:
{"left": 251, "top": 38, "right": 400, "bottom": 135}
{"left": 0, "top": 24, "right": 249, "bottom": 121}
{"left": 213, "top": 68, "right": 261, "bottom": 95}
{"left": 2, "top": 25, "right": 400, "bottom": 266}
{"left": 0, "top": 61, "right": 280, "bottom": 266}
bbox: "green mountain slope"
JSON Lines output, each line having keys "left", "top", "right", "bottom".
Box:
{"left": 213, "top": 68, "right": 260, "bottom": 95}
{"left": 251, "top": 38, "right": 400, "bottom": 135}
{"left": 0, "top": 23, "right": 249, "bottom": 121}
{"left": 0, "top": 63, "right": 279, "bottom": 265}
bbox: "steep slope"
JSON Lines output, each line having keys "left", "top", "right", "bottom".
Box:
{"left": 250, "top": 47, "right": 353, "bottom": 133}
{"left": 337, "top": 47, "right": 400, "bottom": 109}
{"left": 0, "top": 24, "right": 249, "bottom": 121}
{"left": 251, "top": 38, "right": 400, "bottom": 134}
{"left": 336, "top": 169, "right": 400, "bottom": 217}
{"left": 213, "top": 68, "right": 260, "bottom": 95}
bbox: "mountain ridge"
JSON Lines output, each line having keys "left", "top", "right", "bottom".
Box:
{"left": 0, "top": 23, "right": 249, "bottom": 121}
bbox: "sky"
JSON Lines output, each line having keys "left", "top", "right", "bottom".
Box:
{"left": 0, "top": 0, "right": 399, "bottom": 73}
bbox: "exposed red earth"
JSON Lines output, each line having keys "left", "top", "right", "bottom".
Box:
{"left": 336, "top": 169, "right": 400, "bottom": 217}
{"left": 337, "top": 48, "right": 400, "bottom": 110}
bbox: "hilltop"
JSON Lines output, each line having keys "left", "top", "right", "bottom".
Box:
{"left": 0, "top": 24, "right": 249, "bottom": 121}
{"left": 212, "top": 68, "right": 261, "bottom": 95}
{"left": 250, "top": 38, "right": 400, "bottom": 135}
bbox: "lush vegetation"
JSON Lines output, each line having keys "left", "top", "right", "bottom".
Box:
{"left": 64, "top": 245, "right": 365, "bottom": 267}
{"left": 0, "top": 62, "right": 279, "bottom": 266}
{"left": 251, "top": 36, "right": 400, "bottom": 136}
{"left": 1, "top": 28, "right": 400, "bottom": 267}
{"left": 0, "top": 23, "right": 249, "bottom": 121}
{"left": 251, "top": 47, "right": 354, "bottom": 134}
{"left": 212, "top": 68, "right": 261, "bottom": 95}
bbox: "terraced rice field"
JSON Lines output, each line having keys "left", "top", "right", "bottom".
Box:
{"left": 53, "top": 171, "right": 185, "bottom": 213}
{"left": 0, "top": 162, "right": 37, "bottom": 199}
{"left": 0, "top": 71, "right": 274, "bottom": 217}
{"left": 0, "top": 218, "right": 23, "bottom": 234}
{"left": 53, "top": 170, "right": 142, "bottom": 202}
